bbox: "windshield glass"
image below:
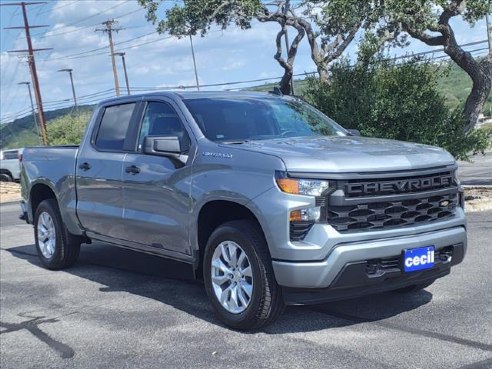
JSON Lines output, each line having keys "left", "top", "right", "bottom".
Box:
{"left": 183, "top": 96, "right": 347, "bottom": 142}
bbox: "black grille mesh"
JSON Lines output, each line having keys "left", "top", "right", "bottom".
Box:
{"left": 290, "top": 222, "right": 314, "bottom": 241}
{"left": 327, "top": 193, "right": 457, "bottom": 232}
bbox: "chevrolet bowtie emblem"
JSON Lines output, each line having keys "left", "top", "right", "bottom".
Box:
{"left": 440, "top": 200, "right": 450, "bottom": 207}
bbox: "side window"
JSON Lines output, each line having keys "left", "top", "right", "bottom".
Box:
{"left": 138, "top": 101, "right": 188, "bottom": 151}
{"left": 3, "top": 151, "right": 18, "bottom": 160}
{"left": 95, "top": 103, "right": 135, "bottom": 151}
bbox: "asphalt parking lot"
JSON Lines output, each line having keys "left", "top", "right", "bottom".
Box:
{"left": 1, "top": 202, "right": 491, "bottom": 369}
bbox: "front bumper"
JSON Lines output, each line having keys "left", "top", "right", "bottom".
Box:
{"left": 272, "top": 225, "right": 466, "bottom": 290}
{"left": 282, "top": 242, "right": 464, "bottom": 305}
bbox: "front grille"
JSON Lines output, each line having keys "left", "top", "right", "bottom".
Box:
{"left": 327, "top": 193, "right": 457, "bottom": 232}
{"left": 344, "top": 171, "right": 455, "bottom": 198}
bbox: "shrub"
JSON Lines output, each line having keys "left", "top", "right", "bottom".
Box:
{"left": 47, "top": 111, "right": 92, "bottom": 146}
{"left": 303, "top": 57, "right": 491, "bottom": 160}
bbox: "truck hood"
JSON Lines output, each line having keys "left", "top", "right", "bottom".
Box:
{"left": 231, "top": 136, "right": 455, "bottom": 173}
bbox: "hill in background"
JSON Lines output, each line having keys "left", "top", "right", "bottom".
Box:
{"left": 248, "top": 60, "right": 492, "bottom": 114}
{"left": 0, "top": 105, "right": 95, "bottom": 149}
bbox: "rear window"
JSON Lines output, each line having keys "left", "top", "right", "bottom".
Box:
{"left": 95, "top": 103, "right": 135, "bottom": 151}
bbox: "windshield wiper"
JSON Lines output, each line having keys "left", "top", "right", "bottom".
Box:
{"left": 222, "top": 140, "right": 249, "bottom": 144}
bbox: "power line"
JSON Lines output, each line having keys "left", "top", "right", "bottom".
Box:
{"left": 32, "top": 7, "right": 144, "bottom": 40}
{"left": 2, "top": 1, "right": 51, "bottom": 145}
{"left": 36, "top": 0, "right": 73, "bottom": 16}
{"left": 43, "top": 29, "right": 229, "bottom": 62}
{"left": 389, "top": 39, "right": 488, "bottom": 61}
{"left": 42, "top": 30, "right": 162, "bottom": 61}
{"left": 30, "top": 1, "right": 129, "bottom": 38}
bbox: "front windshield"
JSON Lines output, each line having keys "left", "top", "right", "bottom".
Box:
{"left": 183, "top": 96, "right": 347, "bottom": 142}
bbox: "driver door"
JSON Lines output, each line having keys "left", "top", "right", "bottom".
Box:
{"left": 121, "top": 100, "right": 193, "bottom": 256}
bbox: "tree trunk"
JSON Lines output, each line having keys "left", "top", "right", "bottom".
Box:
{"left": 442, "top": 38, "right": 492, "bottom": 132}
{"left": 279, "top": 69, "right": 293, "bottom": 94}
{"left": 463, "top": 59, "right": 492, "bottom": 132}
{"left": 404, "top": 6, "right": 492, "bottom": 133}
{"left": 271, "top": 21, "right": 305, "bottom": 95}
{"left": 317, "top": 65, "right": 330, "bottom": 85}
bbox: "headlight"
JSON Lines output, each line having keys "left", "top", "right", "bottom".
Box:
{"left": 275, "top": 172, "right": 330, "bottom": 196}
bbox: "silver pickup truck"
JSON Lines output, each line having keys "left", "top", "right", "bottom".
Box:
{"left": 20, "top": 91, "right": 466, "bottom": 330}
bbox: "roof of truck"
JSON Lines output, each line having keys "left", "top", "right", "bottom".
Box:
{"left": 99, "top": 90, "right": 284, "bottom": 105}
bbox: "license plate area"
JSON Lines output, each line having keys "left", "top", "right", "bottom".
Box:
{"left": 403, "top": 246, "right": 435, "bottom": 272}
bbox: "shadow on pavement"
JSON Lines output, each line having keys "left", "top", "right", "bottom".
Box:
{"left": 6, "top": 242, "right": 432, "bottom": 333}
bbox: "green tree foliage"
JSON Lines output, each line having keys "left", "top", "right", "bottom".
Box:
{"left": 138, "top": 0, "right": 365, "bottom": 93}
{"left": 47, "top": 111, "right": 92, "bottom": 146}
{"left": 348, "top": 0, "right": 492, "bottom": 132}
{"left": 304, "top": 56, "right": 491, "bottom": 160}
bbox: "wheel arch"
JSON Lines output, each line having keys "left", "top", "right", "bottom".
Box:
{"left": 195, "top": 200, "right": 268, "bottom": 274}
{"left": 29, "top": 182, "right": 57, "bottom": 220}
{"left": 0, "top": 169, "right": 13, "bottom": 180}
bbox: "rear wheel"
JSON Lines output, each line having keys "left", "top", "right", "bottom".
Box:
{"left": 203, "top": 220, "right": 284, "bottom": 330}
{"left": 0, "top": 173, "right": 13, "bottom": 182}
{"left": 395, "top": 279, "right": 436, "bottom": 293}
{"left": 34, "top": 199, "right": 81, "bottom": 270}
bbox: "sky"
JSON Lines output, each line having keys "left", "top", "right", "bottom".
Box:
{"left": 0, "top": 0, "right": 489, "bottom": 124}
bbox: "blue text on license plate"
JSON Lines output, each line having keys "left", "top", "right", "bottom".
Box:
{"left": 403, "top": 246, "right": 435, "bottom": 272}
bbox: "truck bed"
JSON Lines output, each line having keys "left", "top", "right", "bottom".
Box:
{"left": 21, "top": 145, "right": 80, "bottom": 219}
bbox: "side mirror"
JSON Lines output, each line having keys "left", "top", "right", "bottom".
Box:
{"left": 144, "top": 136, "right": 183, "bottom": 157}
{"left": 347, "top": 129, "right": 361, "bottom": 136}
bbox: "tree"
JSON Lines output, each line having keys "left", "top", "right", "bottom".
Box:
{"left": 47, "top": 111, "right": 91, "bottom": 145}
{"left": 359, "top": 0, "right": 491, "bottom": 132}
{"left": 138, "top": 0, "right": 365, "bottom": 94}
{"left": 303, "top": 56, "right": 491, "bottom": 160}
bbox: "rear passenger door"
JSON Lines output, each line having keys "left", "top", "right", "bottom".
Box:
{"left": 121, "top": 100, "right": 193, "bottom": 256}
{"left": 76, "top": 102, "right": 139, "bottom": 239}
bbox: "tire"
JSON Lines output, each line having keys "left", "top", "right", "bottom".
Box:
{"left": 0, "top": 173, "right": 13, "bottom": 182}
{"left": 395, "top": 279, "right": 436, "bottom": 293}
{"left": 34, "top": 199, "right": 81, "bottom": 270}
{"left": 203, "top": 220, "right": 284, "bottom": 330}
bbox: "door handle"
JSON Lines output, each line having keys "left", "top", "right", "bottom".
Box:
{"left": 78, "top": 162, "right": 91, "bottom": 171}
{"left": 125, "top": 165, "right": 140, "bottom": 175}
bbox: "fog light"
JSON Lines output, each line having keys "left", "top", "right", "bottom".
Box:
{"left": 290, "top": 207, "right": 321, "bottom": 222}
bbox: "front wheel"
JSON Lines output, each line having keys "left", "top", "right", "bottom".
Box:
{"left": 34, "top": 199, "right": 81, "bottom": 270}
{"left": 203, "top": 220, "right": 284, "bottom": 330}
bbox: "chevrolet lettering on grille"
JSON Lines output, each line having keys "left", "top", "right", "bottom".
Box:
{"left": 346, "top": 174, "right": 454, "bottom": 195}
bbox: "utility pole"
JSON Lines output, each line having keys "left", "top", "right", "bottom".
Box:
{"left": 2, "top": 1, "right": 51, "bottom": 145}
{"left": 96, "top": 19, "right": 122, "bottom": 96}
{"left": 189, "top": 35, "right": 200, "bottom": 91}
{"left": 114, "top": 52, "right": 130, "bottom": 95}
{"left": 58, "top": 68, "right": 77, "bottom": 109}
{"left": 18, "top": 81, "right": 40, "bottom": 141}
